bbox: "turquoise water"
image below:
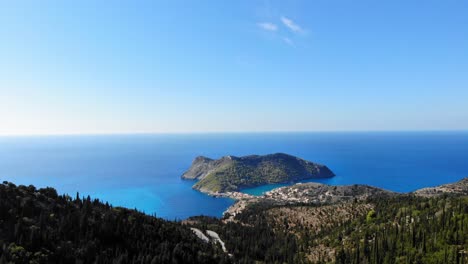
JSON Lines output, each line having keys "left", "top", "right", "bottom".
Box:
{"left": 243, "top": 183, "right": 292, "bottom": 196}
{"left": 242, "top": 180, "right": 320, "bottom": 196}
{"left": 0, "top": 132, "right": 467, "bottom": 219}
{"left": 242, "top": 177, "right": 368, "bottom": 196}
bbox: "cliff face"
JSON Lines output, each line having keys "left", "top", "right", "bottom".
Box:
{"left": 181, "top": 153, "right": 335, "bottom": 193}
{"left": 181, "top": 156, "right": 233, "bottom": 180}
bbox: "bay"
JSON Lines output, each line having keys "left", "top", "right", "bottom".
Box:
{"left": 0, "top": 132, "right": 467, "bottom": 219}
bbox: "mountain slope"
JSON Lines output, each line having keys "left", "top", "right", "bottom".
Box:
{"left": 224, "top": 178, "right": 468, "bottom": 221}
{"left": 0, "top": 177, "right": 466, "bottom": 264}
{"left": 190, "top": 178, "right": 468, "bottom": 263}
{"left": 0, "top": 181, "right": 228, "bottom": 264}
{"left": 414, "top": 177, "right": 468, "bottom": 197}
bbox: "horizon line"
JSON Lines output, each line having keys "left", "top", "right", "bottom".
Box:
{"left": 0, "top": 129, "right": 467, "bottom": 137}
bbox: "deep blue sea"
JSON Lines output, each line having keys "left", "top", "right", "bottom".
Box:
{"left": 0, "top": 132, "right": 467, "bottom": 219}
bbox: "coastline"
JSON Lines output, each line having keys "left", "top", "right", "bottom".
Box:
{"left": 213, "top": 178, "right": 468, "bottom": 221}
{"left": 3, "top": 132, "right": 468, "bottom": 220}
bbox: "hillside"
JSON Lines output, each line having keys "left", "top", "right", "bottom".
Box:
{"left": 224, "top": 178, "right": 468, "bottom": 222}
{"left": 224, "top": 182, "right": 397, "bottom": 220}
{"left": 182, "top": 153, "right": 335, "bottom": 193}
{"left": 222, "top": 194, "right": 468, "bottom": 263}
{"left": 189, "top": 178, "right": 468, "bottom": 263}
{"left": 414, "top": 177, "right": 468, "bottom": 197}
{"left": 0, "top": 181, "right": 229, "bottom": 264}
{"left": 0, "top": 178, "right": 466, "bottom": 263}
{"left": 263, "top": 182, "right": 395, "bottom": 203}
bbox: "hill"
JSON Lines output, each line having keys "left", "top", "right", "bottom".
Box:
{"left": 181, "top": 153, "right": 335, "bottom": 193}
{"left": 0, "top": 178, "right": 466, "bottom": 263}
{"left": 224, "top": 177, "right": 468, "bottom": 222}
{"left": 190, "top": 178, "right": 468, "bottom": 263}
{"left": 414, "top": 177, "right": 468, "bottom": 197}
{"left": 0, "top": 181, "right": 229, "bottom": 264}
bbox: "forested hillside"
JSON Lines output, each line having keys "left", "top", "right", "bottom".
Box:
{"left": 0, "top": 180, "right": 466, "bottom": 263}
{"left": 0, "top": 181, "right": 229, "bottom": 264}
{"left": 190, "top": 194, "right": 467, "bottom": 263}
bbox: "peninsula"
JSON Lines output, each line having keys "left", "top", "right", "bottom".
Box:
{"left": 182, "top": 153, "right": 335, "bottom": 194}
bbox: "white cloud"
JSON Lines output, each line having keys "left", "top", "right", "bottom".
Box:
{"left": 257, "top": 22, "right": 278, "bottom": 31}
{"left": 280, "top": 16, "right": 304, "bottom": 33}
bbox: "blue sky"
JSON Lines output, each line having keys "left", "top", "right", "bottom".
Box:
{"left": 0, "top": 0, "right": 467, "bottom": 135}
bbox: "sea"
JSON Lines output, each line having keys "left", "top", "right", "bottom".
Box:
{"left": 0, "top": 132, "right": 467, "bottom": 220}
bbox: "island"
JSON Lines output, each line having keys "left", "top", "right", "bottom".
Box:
{"left": 181, "top": 153, "right": 335, "bottom": 194}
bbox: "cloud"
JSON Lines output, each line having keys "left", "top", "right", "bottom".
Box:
{"left": 257, "top": 22, "right": 278, "bottom": 31}
{"left": 280, "top": 16, "right": 304, "bottom": 33}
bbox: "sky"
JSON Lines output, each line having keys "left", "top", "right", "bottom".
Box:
{"left": 0, "top": 0, "right": 467, "bottom": 135}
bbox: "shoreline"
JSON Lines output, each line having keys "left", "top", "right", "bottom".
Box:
{"left": 210, "top": 178, "right": 468, "bottom": 221}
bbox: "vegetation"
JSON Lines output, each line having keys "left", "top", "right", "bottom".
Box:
{"left": 191, "top": 195, "right": 467, "bottom": 263}
{"left": 0, "top": 181, "right": 229, "bottom": 264}
{"left": 186, "top": 216, "right": 299, "bottom": 263}
{"left": 191, "top": 153, "right": 334, "bottom": 193}
{"left": 0, "top": 179, "right": 466, "bottom": 263}
{"left": 330, "top": 195, "right": 468, "bottom": 264}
